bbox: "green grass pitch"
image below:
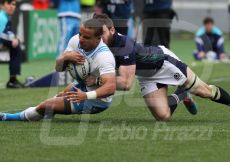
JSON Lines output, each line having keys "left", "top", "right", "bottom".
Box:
{"left": 0, "top": 40, "right": 230, "bottom": 162}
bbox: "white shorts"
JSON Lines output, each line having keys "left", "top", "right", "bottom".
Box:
{"left": 137, "top": 46, "right": 188, "bottom": 96}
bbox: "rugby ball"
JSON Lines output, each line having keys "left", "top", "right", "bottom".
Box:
{"left": 67, "top": 60, "right": 90, "bottom": 81}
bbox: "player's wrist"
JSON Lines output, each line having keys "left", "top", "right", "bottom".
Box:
{"left": 96, "top": 77, "right": 102, "bottom": 86}
{"left": 86, "top": 91, "right": 97, "bottom": 100}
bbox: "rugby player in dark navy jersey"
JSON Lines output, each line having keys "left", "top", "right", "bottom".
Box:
{"left": 85, "top": 14, "right": 230, "bottom": 121}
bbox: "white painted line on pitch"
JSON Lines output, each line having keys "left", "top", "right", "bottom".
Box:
{"left": 0, "top": 109, "right": 23, "bottom": 113}
{"left": 211, "top": 77, "right": 230, "bottom": 83}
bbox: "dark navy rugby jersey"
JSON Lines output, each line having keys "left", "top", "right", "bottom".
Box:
{"left": 109, "top": 32, "right": 166, "bottom": 72}
{"left": 109, "top": 32, "right": 136, "bottom": 69}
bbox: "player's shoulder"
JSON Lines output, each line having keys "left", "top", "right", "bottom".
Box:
{"left": 116, "top": 33, "right": 135, "bottom": 47}
{"left": 0, "top": 11, "right": 8, "bottom": 33}
{"left": 94, "top": 41, "right": 113, "bottom": 57}
{"left": 0, "top": 11, "right": 8, "bottom": 24}
{"left": 67, "top": 34, "right": 80, "bottom": 49}
{"left": 93, "top": 42, "right": 115, "bottom": 63}
{"left": 212, "top": 26, "right": 223, "bottom": 36}
{"left": 196, "top": 27, "right": 205, "bottom": 37}
{"left": 112, "top": 33, "right": 136, "bottom": 56}
{"left": 69, "top": 34, "right": 80, "bottom": 43}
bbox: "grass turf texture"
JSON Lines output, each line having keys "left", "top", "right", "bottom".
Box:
{"left": 0, "top": 40, "right": 230, "bottom": 162}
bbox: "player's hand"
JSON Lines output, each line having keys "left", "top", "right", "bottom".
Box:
{"left": 12, "top": 38, "right": 19, "bottom": 48}
{"left": 220, "top": 53, "right": 229, "bottom": 61}
{"left": 198, "top": 52, "right": 206, "bottom": 59}
{"left": 64, "top": 51, "right": 85, "bottom": 64}
{"left": 85, "top": 75, "right": 97, "bottom": 87}
{"left": 55, "top": 91, "right": 66, "bottom": 97}
{"left": 65, "top": 87, "right": 87, "bottom": 102}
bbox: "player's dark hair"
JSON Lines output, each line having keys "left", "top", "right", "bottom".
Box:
{"left": 0, "top": 0, "right": 16, "bottom": 4}
{"left": 203, "top": 17, "right": 214, "bottom": 25}
{"left": 93, "top": 13, "right": 114, "bottom": 29}
{"left": 83, "top": 18, "right": 103, "bottom": 37}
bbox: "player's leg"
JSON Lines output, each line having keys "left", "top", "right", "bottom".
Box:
{"left": 0, "top": 96, "right": 70, "bottom": 121}
{"left": 159, "top": 46, "right": 198, "bottom": 114}
{"left": 139, "top": 78, "right": 189, "bottom": 121}
{"left": 184, "top": 67, "right": 230, "bottom": 106}
{"left": 0, "top": 82, "right": 82, "bottom": 121}
{"left": 143, "top": 86, "right": 171, "bottom": 121}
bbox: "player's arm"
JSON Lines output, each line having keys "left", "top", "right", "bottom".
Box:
{"left": 55, "top": 35, "right": 85, "bottom": 72}
{"left": 116, "top": 65, "right": 136, "bottom": 91}
{"left": 65, "top": 52, "right": 116, "bottom": 102}
{"left": 94, "top": 73, "right": 116, "bottom": 98}
{"left": 55, "top": 51, "right": 85, "bottom": 72}
{"left": 66, "top": 73, "right": 116, "bottom": 102}
{"left": 84, "top": 65, "right": 136, "bottom": 91}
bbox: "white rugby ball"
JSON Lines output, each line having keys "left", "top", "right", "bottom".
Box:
{"left": 67, "top": 60, "right": 90, "bottom": 81}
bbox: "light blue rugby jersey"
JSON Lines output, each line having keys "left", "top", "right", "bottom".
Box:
{"left": 77, "top": 41, "right": 111, "bottom": 59}
{"left": 65, "top": 34, "right": 115, "bottom": 103}
{"left": 196, "top": 26, "right": 223, "bottom": 37}
{"left": 0, "top": 10, "right": 8, "bottom": 33}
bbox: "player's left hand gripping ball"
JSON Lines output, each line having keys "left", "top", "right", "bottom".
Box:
{"left": 65, "top": 87, "right": 87, "bottom": 102}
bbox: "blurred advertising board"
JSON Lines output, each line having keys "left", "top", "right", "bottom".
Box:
{"left": 26, "top": 9, "right": 59, "bottom": 61}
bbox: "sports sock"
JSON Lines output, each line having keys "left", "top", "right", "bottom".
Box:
{"left": 23, "top": 107, "right": 43, "bottom": 121}
{"left": 210, "top": 86, "right": 230, "bottom": 106}
{"left": 168, "top": 87, "right": 187, "bottom": 114}
{"left": 3, "top": 107, "right": 43, "bottom": 121}
{"left": 3, "top": 112, "right": 25, "bottom": 121}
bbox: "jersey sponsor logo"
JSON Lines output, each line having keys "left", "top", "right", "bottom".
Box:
{"left": 174, "top": 73, "right": 182, "bottom": 81}
{"left": 124, "top": 56, "right": 130, "bottom": 59}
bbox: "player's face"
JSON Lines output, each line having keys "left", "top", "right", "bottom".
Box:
{"left": 205, "top": 22, "right": 213, "bottom": 33}
{"left": 2, "top": 1, "right": 16, "bottom": 16}
{"left": 79, "top": 25, "right": 101, "bottom": 52}
{"left": 102, "top": 25, "right": 115, "bottom": 46}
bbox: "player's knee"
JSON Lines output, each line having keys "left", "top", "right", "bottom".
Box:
{"left": 155, "top": 111, "right": 171, "bottom": 121}
{"left": 36, "top": 100, "right": 51, "bottom": 114}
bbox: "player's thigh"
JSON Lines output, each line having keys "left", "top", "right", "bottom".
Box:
{"left": 143, "top": 87, "right": 171, "bottom": 120}
{"left": 184, "top": 67, "right": 212, "bottom": 98}
{"left": 36, "top": 97, "right": 67, "bottom": 115}
{"left": 71, "top": 99, "right": 110, "bottom": 114}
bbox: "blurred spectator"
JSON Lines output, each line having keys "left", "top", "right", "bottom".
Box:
{"left": 142, "top": 0, "right": 175, "bottom": 48}
{"left": 33, "top": 0, "right": 49, "bottom": 10}
{"left": 80, "top": 0, "right": 96, "bottom": 19}
{"left": 95, "top": 0, "right": 132, "bottom": 35}
{"left": 0, "top": 0, "right": 23, "bottom": 88}
{"left": 50, "top": 0, "right": 81, "bottom": 57}
{"left": 194, "top": 17, "right": 229, "bottom": 61}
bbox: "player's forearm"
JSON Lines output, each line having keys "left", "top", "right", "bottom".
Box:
{"left": 116, "top": 76, "right": 133, "bottom": 91}
{"left": 95, "top": 82, "right": 116, "bottom": 98}
{"left": 55, "top": 54, "right": 68, "bottom": 72}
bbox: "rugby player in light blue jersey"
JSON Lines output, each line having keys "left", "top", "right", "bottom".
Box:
{"left": 0, "top": 19, "right": 116, "bottom": 121}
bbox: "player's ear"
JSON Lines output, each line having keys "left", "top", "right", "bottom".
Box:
{"left": 110, "top": 27, "right": 115, "bottom": 35}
